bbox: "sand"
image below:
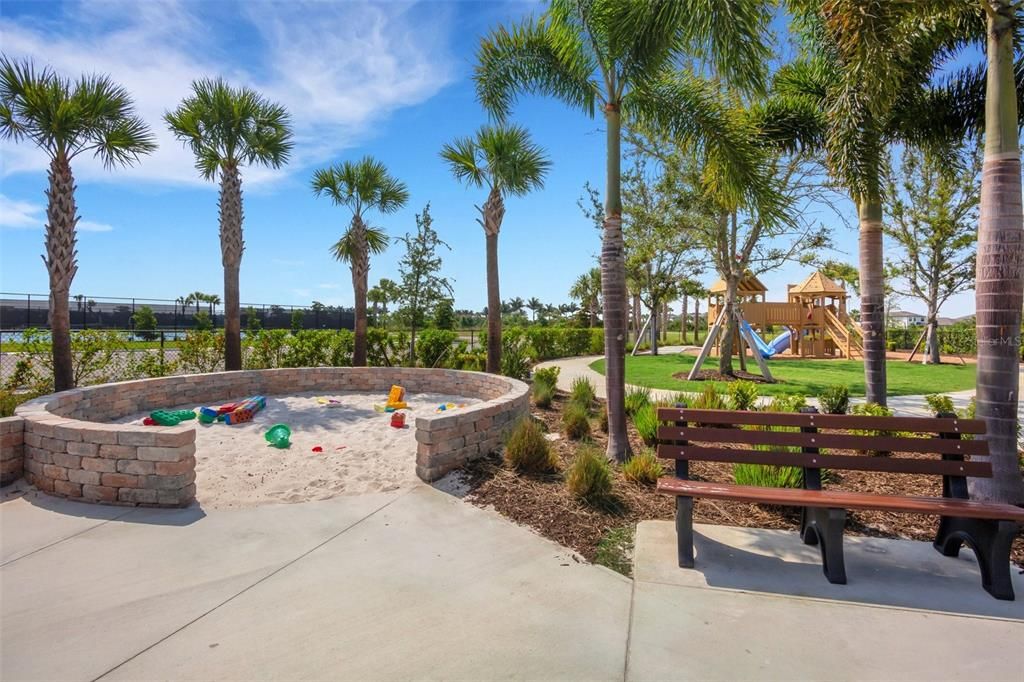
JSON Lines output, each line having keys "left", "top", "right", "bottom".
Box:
{"left": 118, "top": 391, "right": 479, "bottom": 509}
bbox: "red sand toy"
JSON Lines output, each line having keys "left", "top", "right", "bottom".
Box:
{"left": 390, "top": 411, "right": 407, "bottom": 428}
{"left": 222, "top": 396, "right": 267, "bottom": 425}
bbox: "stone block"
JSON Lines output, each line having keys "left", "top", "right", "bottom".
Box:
{"left": 42, "top": 464, "right": 68, "bottom": 481}
{"left": 68, "top": 469, "right": 102, "bottom": 486}
{"left": 66, "top": 440, "right": 99, "bottom": 457}
{"left": 53, "top": 480, "right": 83, "bottom": 497}
{"left": 144, "top": 470, "right": 196, "bottom": 490}
{"left": 155, "top": 456, "right": 195, "bottom": 476}
{"left": 137, "top": 443, "right": 194, "bottom": 462}
{"left": 81, "top": 457, "right": 117, "bottom": 473}
{"left": 118, "top": 430, "right": 158, "bottom": 447}
{"left": 117, "top": 460, "right": 156, "bottom": 475}
{"left": 82, "top": 484, "right": 118, "bottom": 502}
{"left": 101, "top": 472, "right": 140, "bottom": 488}
{"left": 51, "top": 452, "right": 81, "bottom": 469}
{"left": 39, "top": 436, "right": 68, "bottom": 453}
{"left": 99, "top": 444, "right": 137, "bottom": 459}
{"left": 119, "top": 488, "right": 158, "bottom": 504}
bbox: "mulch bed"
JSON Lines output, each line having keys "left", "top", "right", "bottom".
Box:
{"left": 463, "top": 392, "right": 1024, "bottom": 571}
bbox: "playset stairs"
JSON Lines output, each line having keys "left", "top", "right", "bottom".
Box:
{"left": 824, "top": 309, "right": 864, "bottom": 359}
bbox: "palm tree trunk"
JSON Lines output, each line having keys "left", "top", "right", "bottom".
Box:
{"left": 219, "top": 165, "right": 244, "bottom": 371}
{"left": 483, "top": 187, "right": 505, "bottom": 374}
{"left": 44, "top": 154, "right": 79, "bottom": 391}
{"left": 351, "top": 217, "right": 370, "bottom": 367}
{"left": 971, "top": 1, "right": 1024, "bottom": 504}
{"left": 602, "top": 104, "right": 630, "bottom": 462}
{"left": 858, "top": 198, "right": 887, "bottom": 405}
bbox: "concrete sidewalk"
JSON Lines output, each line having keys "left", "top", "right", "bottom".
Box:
{"left": 629, "top": 521, "right": 1024, "bottom": 681}
{"left": 4, "top": 482, "right": 1023, "bottom": 681}
{"left": 2, "top": 485, "right": 631, "bottom": 681}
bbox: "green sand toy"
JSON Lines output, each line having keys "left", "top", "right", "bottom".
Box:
{"left": 264, "top": 424, "right": 292, "bottom": 449}
{"left": 150, "top": 409, "right": 197, "bottom": 426}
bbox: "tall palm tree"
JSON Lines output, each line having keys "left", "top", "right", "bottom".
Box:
{"left": 527, "top": 297, "right": 544, "bottom": 322}
{"left": 166, "top": 79, "right": 292, "bottom": 371}
{"left": 0, "top": 58, "right": 155, "bottom": 391}
{"left": 330, "top": 221, "right": 390, "bottom": 353}
{"left": 967, "top": 0, "right": 1024, "bottom": 503}
{"left": 441, "top": 124, "right": 550, "bottom": 373}
{"left": 312, "top": 157, "right": 408, "bottom": 366}
{"left": 475, "top": 0, "right": 772, "bottom": 460}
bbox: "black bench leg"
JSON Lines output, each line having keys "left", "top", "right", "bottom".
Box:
{"left": 676, "top": 496, "right": 694, "bottom": 568}
{"left": 800, "top": 508, "right": 818, "bottom": 546}
{"left": 935, "top": 517, "right": 1016, "bottom": 601}
{"left": 804, "top": 507, "right": 847, "bottom": 584}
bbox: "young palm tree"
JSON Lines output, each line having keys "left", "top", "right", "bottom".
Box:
{"left": 569, "top": 267, "right": 603, "bottom": 328}
{"left": 475, "top": 0, "right": 772, "bottom": 460}
{"left": 331, "top": 222, "right": 390, "bottom": 350}
{"left": 441, "top": 124, "right": 550, "bottom": 373}
{"left": 312, "top": 157, "right": 409, "bottom": 366}
{"left": 166, "top": 79, "right": 292, "bottom": 371}
{"left": 0, "top": 58, "right": 155, "bottom": 391}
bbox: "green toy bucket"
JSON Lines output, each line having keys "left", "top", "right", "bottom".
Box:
{"left": 264, "top": 424, "right": 291, "bottom": 449}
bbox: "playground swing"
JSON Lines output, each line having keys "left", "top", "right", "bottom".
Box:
{"left": 687, "top": 306, "right": 777, "bottom": 382}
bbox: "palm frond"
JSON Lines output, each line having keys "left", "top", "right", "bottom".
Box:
{"left": 475, "top": 17, "right": 598, "bottom": 119}
{"left": 311, "top": 156, "right": 409, "bottom": 217}
{"left": 330, "top": 222, "right": 390, "bottom": 263}
{"left": 673, "top": 0, "right": 773, "bottom": 95}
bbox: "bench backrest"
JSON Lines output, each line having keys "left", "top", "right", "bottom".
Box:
{"left": 655, "top": 407, "right": 991, "bottom": 480}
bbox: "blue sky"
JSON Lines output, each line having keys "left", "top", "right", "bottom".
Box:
{"left": 0, "top": 0, "right": 978, "bottom": 317}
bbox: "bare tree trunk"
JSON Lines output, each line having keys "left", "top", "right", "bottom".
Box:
{"left": 483, "top": 187, "right": 504, "bottom": 374}
{"left": 719, "top": 276, "right": 739, "bottom": 375}
{"left": 650, "top": 298, "right": 659, "bottom": 356}
{"left": 681, "top": 292, "right": 688, "bottom": 344}
{"left": 44, "top": 154, "right": 79, "bottom": 391}
{"left": 602, "top": 104, "right": 630, "bottom": 462}
{"left": 219, "top": 165, "right": 245, "bottom": 371}
{"left": 924, "top": 304, "right": 940, "bottom": 365}
{"left": 694, "top": 298, "right": 702, "bottom": 345}
{"left": 971, "top": 0, "right": 1024, "bottom": 504}
{"left": 858, "top": 198, "right": 887, "bottom": 405}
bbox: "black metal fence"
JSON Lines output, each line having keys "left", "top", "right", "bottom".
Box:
{"left": 0, "top": 292, "right": 355, "bottom": 333}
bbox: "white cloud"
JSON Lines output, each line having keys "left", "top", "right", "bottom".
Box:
{"left": 0, "top": 194, "right": 43, "bottom": 228}
{"left": 0, "top": 0, "right": 454, "bottom": 188}
{"left": 0, "top": 193, "right": 114, "bottom": 232}
{"left": 78, "top": 220, "right": 114, "bottom": 233}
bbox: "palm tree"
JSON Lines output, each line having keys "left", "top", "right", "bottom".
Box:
{"left": 0, "top": 58, "right": 155, "bottom": 391}
{"left": 476, "top": 0, "right": 772, "bottom": 460}
{"left": 967, "top": 0, "right": 1024, "bottom": 503}
{"left": 570, "top": 267, "right": 603, "bottom": 328}
{"left": 166, "top": 79, "right": 293, "bottom": 371}
{"left": 312, "top": 157, "right": 408, "bottom": 366}
{"left": 330, "top": 221, "right": 390, "bottom": 349}
{"left": 441, "top": 124, "right": 550, "bottom": 373}
{"left": 526, "top": 297, "right": 544, "bottom": 323}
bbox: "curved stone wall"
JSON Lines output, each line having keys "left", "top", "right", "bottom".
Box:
{"left": 12, "top": 368, "right": 529, "bottom": 507}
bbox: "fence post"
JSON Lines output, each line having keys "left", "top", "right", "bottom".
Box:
{"left": 159, "top": 331, "right": 165, "bottom": 373}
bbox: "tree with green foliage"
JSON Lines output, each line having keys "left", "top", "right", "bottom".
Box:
{"left": 166, "top": 79, "right": 293, "bottom": 372}
{"left": 433, "top": 299, "right": 456, "bottom": 331}
{"left": 0, "top": 57, "right": 155, "bottom": 390}
{"left": 131, "top": 305, "right": 159, "bottom": 341}
{"left": 569, "top": 267, "right": 602, "bottom": 328}
{"left": 820, "top": 259, "right": 860, "bottom": 296}
{"left": 441, "top": 124, "right": 549, "bottom": 373}
{"left": 396, "top": 204, "right": 453, "bottom": 361}
{"left": 475, "top": 0, "right": 774, "bottom": 461}
{"left": 885, "top": 141, "right": 981, "bottom": 365}
{"left": 312, "top": 157, "right": 408, "bottom": 366}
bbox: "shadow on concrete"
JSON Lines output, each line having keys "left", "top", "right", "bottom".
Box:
{"left": 636, "top": 521, "right": 1024, "bottom": 621}
{"left": 7, "top": 484, "right": 206, "bottom": 527}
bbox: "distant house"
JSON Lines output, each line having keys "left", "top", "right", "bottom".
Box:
{"left": 888, "top": 310, "right": 926, "bottom": 328}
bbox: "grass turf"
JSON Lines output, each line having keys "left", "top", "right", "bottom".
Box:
{"left": 589, "top": 354, "right": 976, "bottom": 397}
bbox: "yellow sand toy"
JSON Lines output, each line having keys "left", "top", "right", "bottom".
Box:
{"left": 386, "top": 385, "right": 407, "bottom": 411}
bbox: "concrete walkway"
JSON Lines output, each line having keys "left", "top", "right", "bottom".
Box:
{"left": 534, "top": 352, "right": 985, "bottom": 416}
{"left": 2, "top": 481, "right": 1022, "bottom": 680}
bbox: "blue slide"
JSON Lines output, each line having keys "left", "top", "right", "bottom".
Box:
{"left": 740, "top": 320, "right": 791, "bottom": 359}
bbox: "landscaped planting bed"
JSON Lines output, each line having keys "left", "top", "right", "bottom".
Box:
{"left": 459, "top": 390, "right": 1024, "bottom": 574}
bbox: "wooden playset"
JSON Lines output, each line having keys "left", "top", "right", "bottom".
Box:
{"left": 688, "top": 271, "right": 864, "bottom": 382}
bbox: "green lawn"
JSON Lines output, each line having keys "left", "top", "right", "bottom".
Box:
{"left": 589, "top": 354, "right": 976, "bottom": 397}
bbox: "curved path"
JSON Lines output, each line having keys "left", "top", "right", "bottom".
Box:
{"left": 534, "top": 349, "right": 989, "bottom": 417}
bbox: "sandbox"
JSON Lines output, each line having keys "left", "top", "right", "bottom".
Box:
{"left": 5, "top": 368, "right": 529, "bottom": 508}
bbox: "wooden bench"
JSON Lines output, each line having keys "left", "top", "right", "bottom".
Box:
{"left": 655, "top": 407, "right": 1024, "bottom": 600}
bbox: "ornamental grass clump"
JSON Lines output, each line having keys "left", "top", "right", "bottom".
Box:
{"left": 532, "top": 381, "right": 555, "bottom": 409}
{"left": 569, "top": 376, "right": 596, "bottom": 413}
{"left": 562, "top": 402, "right": 592, "bottom": 440}
{"left": 690, "top": 383, "right": 727, "bottom": 411}
{"left": 503, "top": 417, "right": 557, "bottom": 473}
{"left": 624, "top": 385, "right": 651, "bottom": 416}
{"left": 532, "top": 365, "right": 560, "bottom": 389}
{"left": 622, "top": 448, "right": 664, "bottom": 485}
{"left": 727, "top": 380, "right": 759, "bottom": 411}
{"left": 566, "top": 443, "right": 613, "bottom": 502}
{"left": 818, "top": 384, "right": 850, "bottom": 414}
{"left": 632, "top": 403, "right": 660, "bottom": 446}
